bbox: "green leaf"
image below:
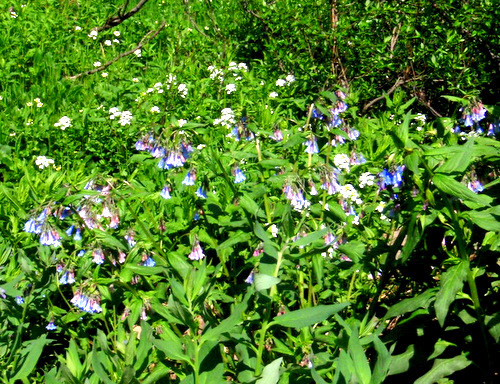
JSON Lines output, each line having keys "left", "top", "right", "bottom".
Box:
{"left": 292, "top": 228, "right": 328, "bottom": 247}
{"left": 371, "top": 336, "right": 391, "bottom": 384}
{"left": 435, "top": 139, "right": 474, "bottom": 174}
{"left": 384, "top": 288, "right": 438, "bottom": 319}
{"left": 91, "top": 349, "right": 114, "bottom": 384}
{"left": 348, "top": 327, "right": 371, "bottom": 384}
{"left": 414, "top": 355, "right": 471, "bottom": 384}
{"left": 428, "top": 339, "right": 456, "bottom": 360}
{"left": 464, "top": 207, "right": 500, "bottom": 232}
{"left": 388, "top": 345, "right": 414, "bottom": 376}
{"left": 201, "top": 292, "right": 250, "bottom": 343}
{"left": 337, "top": 241, "right": 365, "bottom": 262}
{"left": 434, "top": 261, "right": 468, "bottom": 327}
{"left": 65, "top": 339, "right": 84, "bottom": 379}
{"left": 255, "top": 358, "right": 283, "bottom": 384}
{"left": 270, "top": 303, "right": 349, "bottom": 329}
{"left": 432, "top": 173, "right": 492, "bottom": 207}
{"left": 253, "top": 273, "right": 281, "bottom": 291}
{"left": 217, "top": 231, "right": 251, "bottom": 250}
{"left": 11, "top": 335, "right": 50, "bottom": 381}
{"left": 152, "top": 338, "right": 190, "bottom": 364}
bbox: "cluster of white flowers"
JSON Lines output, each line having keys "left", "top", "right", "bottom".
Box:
{"left": 166, "top": 74, "right": 177, "bottom": 89}
{"left": 109, "top": 107, "right": 133, "bottom": 125}
{"left": 88, "top": 30, "right": 98, "bottom": 39}
{"left": 102, "top": 72, "right": 108, "bottom": 77}
{"left": 359, "top": 172, "right": 375, "bottom": 188}
{"left": 213, "top": 108, "right": 235, "bottom": 129}
{"left": 178, "top": 83, "right": 188, "bottom": 98}
{"left": 276, "top": 75, "right": 295, "bottom": 87}
{"left": 27, "top": 98, "right": 43, "bottom": 108}
{"left": 269, "top": 92, "right": 278, "bottom": 98}
{"left": 333, "top": 153, "right": 351, "bottom": 172}
{"left": 226, "top": 83, "right": 237, "bottom": 95}
{"left": 35, "top": 156, "right": 54, "bottom": 169}
{"left": 134, "top": 49, "right": 141, "bottom": 57}
{"left": 54, "top": 116, "right": 72, "bottom": 130}
{"left": 154, "top": 82, "right": 163, "bottom": 93}
{"left": 150, "top": 106, "right": 160, "bottom": 113}
{"left": 375, "top": 201, "right": 390, "bottom": 221}
{"left": 269, "top": 224, "right": 279, "bottom": 238}
{"left": 75, "top": 26, "right": 82, "bottom": 31}
{"left": 178, "top": 119, "right": 187, "bottom": 127}
{"left": 228, "top": 62, "right": 248, "bottom": 72}
{"left": 10, "top": 11, "right": 18, "bottom": 18}
{"left": 208, "top": 65, "right": 224, "bottom": 82}
{"left": 414, "top": 113, "right": 426, "bottom": 131}
{"left": 339, "top": 184, "right": 362, "bottom": 204}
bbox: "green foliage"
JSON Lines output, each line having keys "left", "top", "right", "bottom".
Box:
{"left": 0, "top": 0, "right": 499, "bottom": 383}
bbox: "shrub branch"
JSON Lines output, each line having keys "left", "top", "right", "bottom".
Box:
{"left": 67, "top": 21, "right": 166, "bottom": 80}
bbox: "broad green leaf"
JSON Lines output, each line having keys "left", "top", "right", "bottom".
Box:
{"left": 338, "top": 350, "right": 355, "bottom": 383}
{"left": 348, "top": 327, "right": 371, "bottom": 384}
{"left": 217, "top": 231, "right": 251, "bottom": 250}
{"left": 338, "top": 241, "right": 365, "bottom": 262}
{"left": 90, "top": 349, "right": 114, "bottom": 384}
{"left": 435, "top": 261, "right": 468, "bottom": 327}
{"left": 119, "top": 366, "right": 139, "bottom": 384}
{"left": 152, "top": 338, "right": 190, "bottom": 363}
{"left": 311, "top": 367, "right": 329, "bottom": 384}
{"left": 464, "top": 207, "right": 500, "bottom": 232}
{"left": 371, "top": 336, "right": 391, "bottom": 384}
{"left": 400, "top": 213, "right": 420, "bottom": 262}
{"left": 201, "top": 292, "right": 250, "bottom": 343}
{"left": 435, "top": 139, "right": 474, "bottom": 174}
{"left": 66, "top": 339, "right": 83, "bottom": 379}
{"left": 388, "top": 345, "right": 415, "bottom": 376}
{"left": 253, "top": 273, "right": 281, "bottom": 291}
{"left": 428, "top": 339, "right": 456, "bottom": 360}
{"left": 414, "top": 355, "right": 471, "bottom": 384}
{"left": 11, "top": 335, "right": 50, "bottom": 381}
{"left": 270, "top": 303, "right": 349, "bottom": 328}
{"left": 259, "top": 159, "right": 290, "bottom": 168}
{"left": 432, "top": 173, "right": 492, "bottom": 207}
{"left": 384, "top": 288, "right": 438, "bottom": 319}
{"left": 255, "top": 358, "right": 283, "bottom": 384}
{"left": 292, "top": 228, "right": 328, "bottom": 247}
{"left": 404, "top": 151, "right": 421, "bottom": 175}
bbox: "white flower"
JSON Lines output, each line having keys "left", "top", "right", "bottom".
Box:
{"left": 118, "top": 111, "right": 133, "bottom": 126}
{"left": 178, "top": 119, "right": 187, "bottom": 127}
{"left": 269, "top": 92, "right": 278, "bottom": 98}
{"left": 113, "top": 39, "right": 120, "bottom": 44}
{"left": 109, "top": 107, "right": 122, "bottom": 120}
{"left": 276, "top": 79, "right": 286, "bottom": 87}
{"left": 228, "top": 62, "right": 238, "bottom": 71}
{"left": 93, "top": 61, "right": 101, "bottom": 67}
{"left": 285, "top": 74, "right": 295, "bottom": 85}
{"left": 101, "top": 72, "right": 108, "bottom": 77}
{"left": 150, "top": 106, "right": 160, "bottom": 113}
{"left": 213, "top": 108, "right": 235, "bottom": 129}
{"left": 415, "top": 113, "right": 426, "bottom": 124}
{"left": 333, "top": 153, "right": 350, "bottom": 172}
{"left": 0, "top": 95, "right": 2, "bottom": 101}
{"left": 35, "top": 156, "right": 54, "bottom": 169}
{"left": 54, "top": 116, "right": 72, "bottom": 130}
{"left": 134, "top": 49, "right": 141, "bottom": 57}
{"left": 270, "top": 224, "right": 279, "bottom": 238}
{"left": 10, "top": 12, "right": 18, "bottom": 18}
{"left": 104, "top": 40, "right": 112, "bottom": 46}
{"left": 238, "top": 63, "right": 248, "bottom": 72}
{"left": 26, "top": 101, "right": 33, "bottom": 107}
{"left": 226, "top": 84, "right": 237, "bottom": 94}
{"left": 339, "top": 184, "right": 360, "bottom": 203}
{"left": 375, "top": 201, "right": 387, "bottom": 213}
{"left": 75, "top": 26, "right": 82, "bottom": 31}
{"left": 359, "top": 172, "right": 375, "bottom": 188}
{"left": 113, "top": 31, "right": 120, "bottom": 37}
{"left": 34, "top": 98, "right": 43, "bottom": 108}
{"left": 178, "top": 83, "right": 187, "bottom": 98}
{"left": 132, "top": 78, "right": 140, "bottom": 83}
{"left": 88, "top": 30, "right": 98, "bottom": 39}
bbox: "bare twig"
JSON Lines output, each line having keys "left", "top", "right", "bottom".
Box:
{"left": 362, "top": 77, "right": 405, "bottom": 112}
{"left": 95, "top": 0, "right": 150, "bottom": 32}
{"left": 389, "top": 23, "right": 401, "bottom": 59}
{"left": 67, "top": 21, "right": 166, "bottom": 80}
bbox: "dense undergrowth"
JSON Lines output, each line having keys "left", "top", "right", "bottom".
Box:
{"left": 0, "top": 1, "right": 499, "bottom": 383}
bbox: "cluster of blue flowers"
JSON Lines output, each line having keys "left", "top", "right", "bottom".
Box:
{"left": 70, "top": 290, "right": 103, "bottom": 314}
{"left": 379, "top": 166, "right": 404, "bottom": 190}
{"left": 135, "top": 133, "right": 193, "bottom": 170}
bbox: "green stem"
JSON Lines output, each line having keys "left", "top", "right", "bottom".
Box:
{"left": 254, "top": 320, "right": 270, "bottom": 377}
{"left": 347, "top": 270, "right": 357, "bottom": 302}
{"left": 255, "top": 138, "right": 273, "bottom": 225}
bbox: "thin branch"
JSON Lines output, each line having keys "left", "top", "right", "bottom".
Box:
{"left": 95, "top": 0, "right": 150, "bottom": 32}
{"left": 362, "top": 77, "right": 405, "bottom": 112}
{"left": 67, "top": 21, "right": 166, "bottom": 80}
